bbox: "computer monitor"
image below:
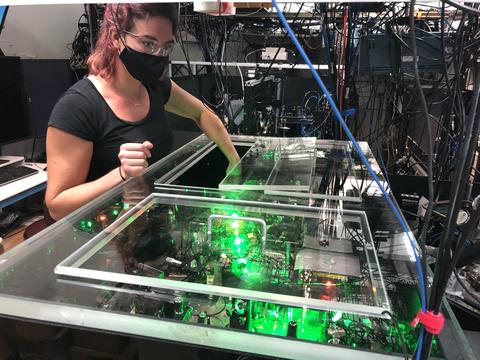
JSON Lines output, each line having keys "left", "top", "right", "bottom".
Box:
{"left": 22, "top": 59, "right": 76, "bottom": 138}
{"left": 0, "top": 6, "right": 8, "bottom": 36}
{"left": 0, "top": 56, "right": 33, "bottom": 146}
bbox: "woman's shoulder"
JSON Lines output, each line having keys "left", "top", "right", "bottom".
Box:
{"left": 61, "top": 77, "right": 99, "bottom": 101}
{"left": 51, "top": 77, "right": 104, "bottom": 116}
{"left": 48, "top": 78, "right": 102, "bottom": 140}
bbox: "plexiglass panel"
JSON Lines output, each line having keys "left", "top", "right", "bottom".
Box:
{"left": 152, "top": 139, "right": 216, "bottom": 186}
{"left": 219, "top": 137, "right": 317, "bottom": 191}
{"left": 217, "top": 138, "right": 362, "bottom": 201}
{"left": 56, "top": 193, "right": 390, "bottom": 318}
{"left": 220, "top": 139, "right": 279, "bottom": 190}
{"left": 265, "top": 153, "right": 315, "bottom": 191}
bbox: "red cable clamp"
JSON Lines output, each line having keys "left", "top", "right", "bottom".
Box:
{"left": 411, "top": 310, "right": 445, "bottom": 335}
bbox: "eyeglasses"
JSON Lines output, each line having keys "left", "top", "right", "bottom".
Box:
{"left": 122, "top": 30, "right": 174, "bottom": 57}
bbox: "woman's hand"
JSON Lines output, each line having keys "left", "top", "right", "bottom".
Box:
{"left": 118, "top": 141, "right": 153, "bottom": 179}
{"left": 227, "top": 160, "right": 240, "bottom": 175}
{"left": 227, "top": 152, "right": 241, "bottom": 174}
{"left": 226, "top": 159, "right": 242, "bottom": 186}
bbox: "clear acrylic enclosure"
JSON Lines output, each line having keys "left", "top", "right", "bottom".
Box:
{"left": 219, "top": 138, "right": 362, "bottom": 201}
{"left": 56, "top": 193, "right": 390, "bottom": 318}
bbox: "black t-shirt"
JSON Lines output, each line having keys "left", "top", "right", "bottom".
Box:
{"left": 48, "top": 77, "right": 173, "bottom": 181}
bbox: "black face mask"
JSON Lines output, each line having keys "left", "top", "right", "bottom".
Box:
{"left": 119, "top": 46, "right": 169, "bottom": 87}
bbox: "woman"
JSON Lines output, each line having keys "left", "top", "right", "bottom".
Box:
{"left": 45, "top": 3, "right": 240, "bottom": 221}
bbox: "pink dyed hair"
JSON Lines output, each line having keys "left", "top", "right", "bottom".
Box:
{"left": 87, "top": 3, "right": 178, "bottom": 79}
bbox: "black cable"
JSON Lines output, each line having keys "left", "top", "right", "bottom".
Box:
{"left": 433, "top": 2, "right": 454, "bottom": 184}
{"left": 202, "top": 14, "right": 227, "bottom": 107}
{"left": 230, "top": 3, "right": 306, "bottom": 134}
{"left": 176, "top": 13, "right": 224, "bottom": 112}
{"left": 444, "top": 0, "right": 480, "bottom": 15}
{"left": 449, "top": 205, "right": 480, "bottom": 270}
{"left": 454, "top": 268, "right": 480, "bottom": 304}
{"left": 412, "top": 6, "right": 477, "bottom": 358}
{"left": 424, "top": 64, "right": 480, "bottom": 360}
{"left": 410, "top": 0, "right": 434, "bottom": 309}
{"left": 432, "top": 64, "right": 480, "bottom": 310}
{"left": 256, "top": 3, "right": 305, "bottom": 89}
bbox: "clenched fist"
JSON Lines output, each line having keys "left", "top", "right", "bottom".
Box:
{"left": 118, "top": 141, "right": 153, "bottom": 179}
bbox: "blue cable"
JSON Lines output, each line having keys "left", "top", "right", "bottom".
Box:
{"left": 271, "top": 1, "right": 426, "bottom": 358}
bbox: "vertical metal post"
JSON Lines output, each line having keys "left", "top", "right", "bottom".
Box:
{"left": 86, "top": 5, "right": 95, "bottom": 52}
{"left": 275, "top": 77, "right": 283, "bottom": 135}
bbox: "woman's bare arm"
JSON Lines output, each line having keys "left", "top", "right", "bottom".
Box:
{"left": 165, "top": 81, "right": 240, "bottom": 166}
{"left": 45, "top": 127, "right": 124, "bottom": 220}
